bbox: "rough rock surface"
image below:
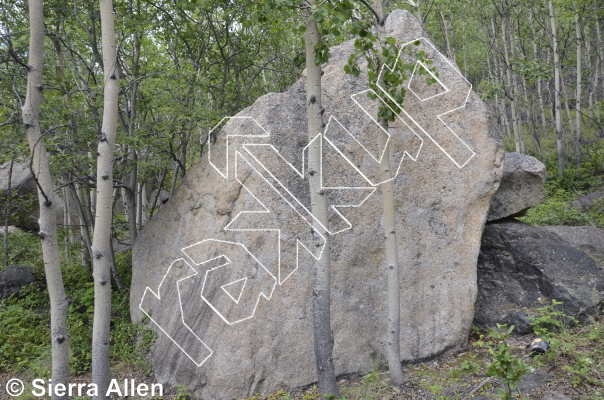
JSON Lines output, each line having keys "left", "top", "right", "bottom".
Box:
{"left": 475, "top": 221, "right": 604, "bottom": 334}
{"left": 572, "top": 190, "right": 603, "bottom": 212}
{"left": 0, "top": 161, "right": 64, "bottom": 230}
{"left": 130, "top": 10, "right": 503, "bottom": 399}
{"left": 487, "top": 152, "right": 546, "bottom": 221}
{"left": 0, "top": 265, "right": 36, "bottom": 300}
{"left": 0, "top": 161, "right": 38, "bottom": 230}
{"left": 540, "top": 226, "right": 604, "bottom": 261}
{"left": 517, "top": 370, "right": 552, "bottom": 393}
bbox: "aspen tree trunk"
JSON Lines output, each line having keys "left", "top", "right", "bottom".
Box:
{"left": 509, "top": 27, "right": 525, "bottom": 154}
{"left": 575, "top": 3, "right": 582, "bottom": 167}
{"left": 530, "top": 14, "right": 550, "bottom": 142}
{"left": 548, "top": 0, "right": 565, "bottom": 176}
{"left": 92, "top": 0, "right": 118, "bottom": 397}
{"left": 522, "top": 75, "right": 542, "bottom": 160}
{"left": 67, "top": 181, "right": 93, "bottom": 271}
{"left": 440, "top": 10, "right": 454, "bottom": 62}
{"left": 595, "top": 16, "right": 602, "bottom": 129}
{"left": 4, "top": 158, "right": 12, "bottom": 268}
{"left": 373, "top": 0, "right": 404, "bottom": 387}
{"left": 304, "top": 1, "right": 340, "bottom": 398}
{"left": 501, "top": 17, "right": 522, "bottom": 153}
{"left": 490, "top": 17, "right": 511, "bottom": 142}
{"left": 23, "top": 1, "right": 70, "bottom": 398}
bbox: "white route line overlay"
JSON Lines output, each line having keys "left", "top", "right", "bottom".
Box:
{"left": 225, "top": 150, "right": 325, "bottom": 285}
{"left": 242, "top": 139, "right": 376, "bottom": 236}
{"left": 181, "top": 239, "right": 277, "bottom": 325}
{"left": 140, "top": 37, "right": 478, "bottom": 368}
{"left": 322, "top": 88, "right": 424, "bottom": 187}
{"left": 139, "top": 258, "right": 213, "bottom": 367}
{"left": 377, "top": 37, "right": 476, "bottom": 169}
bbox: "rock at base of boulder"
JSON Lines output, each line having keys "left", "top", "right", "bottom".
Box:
{"left": 0, "top": 265, "right": 36, "bottom": 300}
{"left": 517, "top": 370, "right": 553, "bottom": 393}
{"left": 474, "top": 220, "right": 604, "bottom": 334}
{"left": 487, "top": 152, "right": 546, "bottom": 221}
{"left": 542, "top": 391, "right": 572, "bottom": 400}
{"left": 540, "top": 225, "right": 604, "bottom": 262}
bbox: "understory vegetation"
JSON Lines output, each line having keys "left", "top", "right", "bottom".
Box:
{"left": 520, "top": 152, "right": 604, "bottom": 229}
{"left": 0, "top": 235, "right": 155, "bottom": 377}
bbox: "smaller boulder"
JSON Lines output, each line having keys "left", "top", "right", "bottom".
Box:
{"left": 540, "top": 226, "right": 604, "bottom": 262}
{"left": 0, "top": 265, "right": 36, "bottom": 300}
{"left": 572, "top": 191, "right": 604, "bottom": 212}
{"left": 487, "top": 152, "right": 546, "bottom": 221}
{"left": 475, "top": 221, "right": 604, "bottom": 334}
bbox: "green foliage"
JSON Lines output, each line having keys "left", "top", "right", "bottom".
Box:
{"left": 529, "top": 299, "right": 577, "bottom": 336}
{"left": 449, "top": 354, "right": 481, "bottom": 378}
{"left": 0, "top": 233, "right": 154, "bottom": 375}
{"left": 0, "top": 230, "right": 44, "bottom": 272}
{"left": 174, "top": 384, "right": 194, "bottom": 400}
{"left": 0, "top": 304, "right": 50, "bottom": 372}
{"left": 482, "top": 324, "right": 529, "bottom": 400}
{"left": 527, "top": 302, "right": 604, "bottom": 390}
{"left": 520, "top": 163, "right": 604, "bottom": 228}
{"left": 345, "top": 31, "right": 436, "bottom": 122}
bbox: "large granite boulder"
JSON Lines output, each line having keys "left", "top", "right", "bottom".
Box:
{"left": 487, "top": 152, "right": 546, "bottom": 221}
{"left": 475, "top": 221, "right": 604, "bottom": 334}
{"left": 130, "top": 10, "right": 503, "bottom": 399}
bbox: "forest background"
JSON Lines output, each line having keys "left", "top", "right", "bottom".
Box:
{"left": 1, "top": 0, "right": 603, "bottom": 397}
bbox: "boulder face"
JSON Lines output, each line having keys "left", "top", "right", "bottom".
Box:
{"left": 487, "top": 152, "right": 546, "bottom": 221}
{"left": 130, "top": 10, "right": 503, "bottom": 399}
{"left": 475, "top": 221, "right": 604, "bottom": 334}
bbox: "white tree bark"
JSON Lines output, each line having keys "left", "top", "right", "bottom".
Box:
{"left": 304, "top": 1, "right": 340, "bottom": 398}
{"left": 91, "top": 0, "right": 118, "bottom": 397}
{"left": 575, "top": 2, "right": 582, "bottom": 167}
{"left": 501, "top": 17, "right": 522, "bottom": 153}
{"left": 548, "top": 0, "right": 565, "bottom": 176}
{"left": 23, "top": 1, "right": 70, "bottom": 398}
{"left": 373, "top": 0, "right": 404, "bottom": 387}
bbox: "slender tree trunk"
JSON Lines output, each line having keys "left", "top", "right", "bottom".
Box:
{"left": 561, "top": 78, "right": 576, "bottom": 161}
{"left": 440, "top": 10, "right": 454, "bottom": 62}
{"left": 501, "top": 17, "right": 521, "bottom": 153}
{"left": 509, "top": 28, "right": 525, "bottom": 154}
{"left": 548, "top": 0, "right": 565, "bottom": 176}
{"left": 67, "top": 180, "right": 93, "bottom": 272}
{"left": 304, "top": 1, "right": 340, "bottom": 398}
{"left": 92, "top": 0, "right": 118, "bottom": 397}
{"left": 4, "top": 157, "right": 13, "bottom": 268}
{"left": 23, "top": 1, "right": 70, "bottom": 398}
{"left": 575, "top": 3, "right": 582, "bottom": 167}
{"left": 374, "top": 0, "right": 404, "bottom": 386}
